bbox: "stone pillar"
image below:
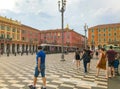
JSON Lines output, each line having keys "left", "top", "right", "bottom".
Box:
{"left": 14, "top": 44, "right": 16, "bottom": 53}
{"left": 4, "top": 44, "right": 6, "bottom": 53}
{"left": 9, "top": 44, "right": 12, "bottom": 53}
{"left": 20, "top": 44, "right": 22, "bottom": 52}
{"left": 24, "top": 44, "right": 26, "bottom": 52}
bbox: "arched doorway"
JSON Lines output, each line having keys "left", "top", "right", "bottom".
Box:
{"left": 12, "top": 44, "right": 15, "bottom": 53}
{"left": 26, "top": 45, "right": 28, "bottom": 52}
{"left": 6, "top": 43, "right": 10, "bottom": 52}
{"left": 22, "top": 44, "right": 24, "bottom": 52}
{"left": 1, "top": 43, "right": 4, "bottom": 54}
{"left": 29, "top": 45, "right": 31, "bottom": 53}
{"left": 17, "top": 44, "right": 19, "bottom": 53}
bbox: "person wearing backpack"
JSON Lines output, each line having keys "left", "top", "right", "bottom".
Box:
{"left": 81, "top": 49, "right": 90, "bottom": 74}
{"left": 86, "top": 47, "right": 93, "bottom": 72}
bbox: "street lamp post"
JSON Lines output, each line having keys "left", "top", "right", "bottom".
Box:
{"left": 84, "top": 23, "right": 88, "bottom": 49}
{"left": 58, "top": 0, "right": 66, "bottom": 61}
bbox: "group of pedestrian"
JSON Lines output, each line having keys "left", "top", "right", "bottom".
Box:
{"left": 74, "top": 46, "right": 119, "bottom": 79}
{"left": 28, "top": 45, "right": 119, "bottom": 89}
{"left": 96, "top": 46, "right": 119, "bottom": 78}
{"left": 75, "top": 47, "right": 93, "bottom": 73}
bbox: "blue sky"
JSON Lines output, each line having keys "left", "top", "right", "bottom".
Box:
{"left": 0, "top": 0, "right": 120, "bottom": 35}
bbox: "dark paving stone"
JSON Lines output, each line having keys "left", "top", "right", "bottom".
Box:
{"left": 108, "top": 76, "right": 120, "bottom": 89}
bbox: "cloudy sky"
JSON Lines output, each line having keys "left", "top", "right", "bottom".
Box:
{"left": 0, "top": 0, "right": 120, "bottom": 35}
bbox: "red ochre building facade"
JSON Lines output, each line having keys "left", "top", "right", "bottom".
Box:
{"left": 0, "top": 16, "right": 85, "bottom": 53}
{"left": 40, "top": 28, "right": 85, "bottom": 48}
{"left": 88, "top": 23, "right": 120, "bottom": 49}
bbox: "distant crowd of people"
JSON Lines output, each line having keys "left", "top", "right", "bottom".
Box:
{"left": 0, "top": 48, "right": 37, "bottom": 57}
{"left": 74, "top": 46, "right": 120, "bottom": 79}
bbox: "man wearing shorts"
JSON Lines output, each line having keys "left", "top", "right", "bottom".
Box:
{"left": 29, "top": 46, "right": 46, "bottom": 89}
{"left": 106, "top": 46, "right": 117, "bottom": 78}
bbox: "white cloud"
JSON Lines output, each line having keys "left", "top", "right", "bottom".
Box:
{"left": 0, "top": 0, "right": 18, "bottom": 13}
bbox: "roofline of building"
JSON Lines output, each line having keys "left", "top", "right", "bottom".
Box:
{"left": 40, "top": 28, "right": 85, "bottom": 37}
{"left": 89, "top": 23, "right": 120, "bottom": 29}
{"left": 21, "top": 24, "right": 40, "bottom": 32}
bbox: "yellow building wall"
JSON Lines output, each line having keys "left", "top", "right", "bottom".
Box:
{"left": 88, "top": 24, "right": 120, "bottom": 49}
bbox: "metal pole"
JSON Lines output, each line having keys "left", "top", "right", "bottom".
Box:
{"left": 61, "top": 0, "right": 65, "bottom": 61}
{"left": 58, "top": 0, "right": 66, "bottom": 61}
{"left": 85, "top": 29, "right": 86, "bottom": 49}
{"left": 84, "top": 23, "right": 88, "bottom": 49}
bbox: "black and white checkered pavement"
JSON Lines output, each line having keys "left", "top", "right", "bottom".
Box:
{"left": 0, "top": 53, "right": 107, "bottom": 89}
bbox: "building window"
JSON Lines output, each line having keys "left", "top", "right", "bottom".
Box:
{"left": 22, "top": 37, "right": 25, "bottom": 41}
{"left": 92, "top": 29, "right": 94, "bottom": 32}
{"left": 1, "top": 25, "right": 5, "bottom": 30}
{"left": 114, "top": 33, "right": 116, "bottom": 36}
{"left": 7, "top": 26, "right": 10, "bottom": 31}
{"left": 104, "top": 34, "right": 105, "bottom": 36}
{"left": 12, "top": 28, "right": 16, "bottom": 32}
{"left": 12, "top": 34, "right": 15, "bottom": 39}
{"left": 98, "top": 28, "right": 100, "bottom": 32}
{"left": 7, "top": 34, "right": 10, "bottom": 39}
{"left": 108, "top": 28, "right": 111, "bottom": 31}
{"left": 104, "top": 28, "right": 106, "bottom": 32}
{"left": 22, "top": 30, "right": 26, "bottom": 34}
{"left": 17, "top": 30, "right": 20, "bottom": 33}
{"left": 1, "top": 34, "right": 5, "bottom": 38}
{"left": 109, "top": 33, "right": 111, "bottom": 36}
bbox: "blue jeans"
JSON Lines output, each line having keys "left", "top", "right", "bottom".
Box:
{"left": 83, "top": 61, "right": 88, "bottom": 73}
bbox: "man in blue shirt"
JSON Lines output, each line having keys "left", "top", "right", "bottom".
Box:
{"left": 29, "top": 46, "right": 46, "bottom": 89}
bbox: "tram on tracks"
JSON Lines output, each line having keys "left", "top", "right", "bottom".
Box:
{"left": 40, "top": 44, "right": 77, "bottom": 54}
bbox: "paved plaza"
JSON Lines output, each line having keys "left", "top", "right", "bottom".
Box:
{"left": 0, "top": 53, "right": 119, "bottom": 89}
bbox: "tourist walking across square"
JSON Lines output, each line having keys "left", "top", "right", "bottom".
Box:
{"left": 106, "top": 46, "right": 117, "bottom": 78}
{"left": 75, "top": 48, "right": 81, "bottom": 69}
{"left": 29, "top": 46, "right": 46, "bottom": 89}
{"left": 96, "top": 48, "right": 107, "bottom": 78}
{"left": 81, "top": 49, "right": 89, "bottom": 73}
{"left": 86, "top": 47, "right": 93, "bottom": 72}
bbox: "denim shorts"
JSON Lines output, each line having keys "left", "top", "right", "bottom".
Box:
{"left": 34, "top": 64, "right": 45, "bottom": 77}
